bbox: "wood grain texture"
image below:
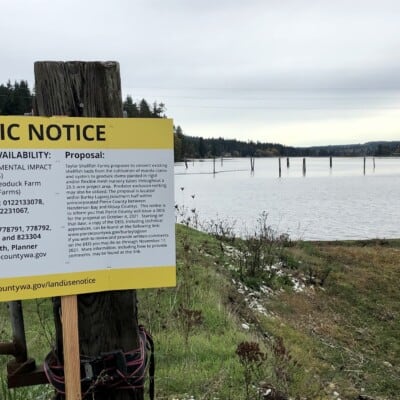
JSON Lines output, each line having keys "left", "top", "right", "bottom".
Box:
{"left": 34, "top": 61, "right": 142, "bottom": 400}
{"left": 34, "top": 61, "right": 123, "bottom": 118}
{"left": 61, "top": 296, "right": 81, "bottom": 400}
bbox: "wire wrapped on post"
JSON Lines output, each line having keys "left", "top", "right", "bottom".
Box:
{"left": 44, "top": 327, "right": 154, "bottom": 399}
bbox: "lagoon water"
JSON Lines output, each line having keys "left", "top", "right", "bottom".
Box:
{"left": 175, "top": 157, "right": 400, "bottom": 241}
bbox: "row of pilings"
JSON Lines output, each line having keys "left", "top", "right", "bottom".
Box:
{"left": 184, "top": 156, "right": 377, "bottom": 176}
{"left": 260, "top": 156, "right": 375, "bottom": 177}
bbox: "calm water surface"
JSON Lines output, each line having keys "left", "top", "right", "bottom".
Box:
{"left": 174, "top": 157, "right": 400, "bottom": 240}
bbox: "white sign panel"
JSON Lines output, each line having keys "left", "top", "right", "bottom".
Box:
{"left": 0, "top": 117, "right": 176, "bottom": 301}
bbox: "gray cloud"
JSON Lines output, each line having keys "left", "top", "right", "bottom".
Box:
{"left": 2, "top": 0, "right": 400, "bottom": 144}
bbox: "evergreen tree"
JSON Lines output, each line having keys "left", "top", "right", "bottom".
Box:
{"left": 174, "top": 126, "right": 185, "bottom": 161}
{"left": 174, "top": 127, "right": 183, "bottom": 161}
{"left": 198, "top": 137, "right": 206, "bottom": 158}
{"left": 139, "top": 99, "right": 152, "bottom": 117}
{"left": 0, "top": 83, "right": 8, "bottom": 114}
{"left": 123, "top": 96, "right": 166, "bottom": 118}
{"left": 151, "top": 101, "right": 166, "bottom": 118}
{"left": 123, "top": 95, "right": 139, "bottom": 117}
{"left": 0, "top": 80, "right": 32, "bottom": 115}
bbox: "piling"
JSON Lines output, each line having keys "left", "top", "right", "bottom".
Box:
{"left": 302, "top": 158, "right": 306, "bottom": 176}
{"left": 279, "top": 158, "right": 282, "bottom": 177}
{"left": 286, "top": 157, "right": 290, "bottom": 168}
{"left": 250, "top": 157, "right": 255, "bottom": 172}
{"left": 363, "top": 157, "right": 366, "bottom": 175}
{"left": 213, "top": 157, "right": 216, "bottom": 174}
{"left": 330, "top": 156, "right": 332, "bottom": 169}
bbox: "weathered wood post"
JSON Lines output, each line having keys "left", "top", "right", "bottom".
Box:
{"left": 373, "top": 157, "right": 376, "bottom": 170}
{"left": 34, "top": 61, "right": 142, "bottom": 400}
{"left": 286, "top": 157, "right": 290, "bottom": 168}
{"left": 250, "top": 157, "right": 255, "bottom": 172}
{"left": 329, "top": 156, "right": 332, "bottom": 169}
{"left": 278, "top": 157, "right": 282, "bottom": 177}
{"left": 363, "top": 156, "right": 366, "bottom": 175}
{"left": 302, "top": 157, "right": 306, "bottom": 176}
{"left": 213, "top": 157, "right": 216, "bottom": 174}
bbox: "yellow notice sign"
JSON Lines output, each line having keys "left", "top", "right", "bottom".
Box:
{"left": 0, "top": 116, "right": 176, "bottom": 301}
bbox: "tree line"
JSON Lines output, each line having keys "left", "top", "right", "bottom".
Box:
{"left": 0, "top": 80, "right": 32, "bottom": 115}
{"left": 173, "top": 132, "right": 400, "bottom": 160}
{"left": 173, "top": 129, "right": 297, "bottom": 160}
{"left": 0, "top": 81, "right": 166, "bottom": 119}
{"left": 2, "top": 80, "right": 399, "bottom": 159}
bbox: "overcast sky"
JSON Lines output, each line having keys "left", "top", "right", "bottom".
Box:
{"left": 1, "top": 0, "right": 400, "bottom": 146}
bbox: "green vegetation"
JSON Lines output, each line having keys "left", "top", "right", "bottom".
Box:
{"left": 0, "top": 300, "right": 54, "bottom": 399}
{"left": 0, "top": 81, "right": 32, "bottom": 115}
{"left": 123, "top": 96, "right": 166, "bottom": 118}
{"left": 173, "top": 132, "right": 296, "bottom": 161}
{"left": 1, "top": 225, "right": 399, "bottom": 399}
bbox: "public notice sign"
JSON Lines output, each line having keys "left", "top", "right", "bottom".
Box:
{"left": 0, "top": 116, "right": 176, "bottom": 301}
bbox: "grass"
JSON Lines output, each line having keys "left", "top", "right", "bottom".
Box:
{"left": 0, "top": 300, "right": 54, "bottom": 400}
{"left": 262, "top": 240, "right": 400, "bottom": 399}
{"left": 1, "top": 226, "right": 399, "bottom": 399}
{"left": 140, "top": 227, "right": 400, "bottom": 399}
{"left": 138, "top": 225, "right": 258, "bottom": 399}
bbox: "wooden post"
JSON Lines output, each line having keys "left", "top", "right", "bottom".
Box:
{"left": 286, "top": 157, "right": 290, "bottom": 168}
{"left": 373, "top": 157, "right": 376, "bottom": 170}
{"left": 329, "top": 156, "right": 332, "bottom": 169}
{"left": 278, "top": 157, "right": 282, "bottom": 177}
{"left": 302, "top": 157, "right": 306, "bottom": 176}
{"left": 213, "top": 157, "right": 216, "bottom": 174}
{"left": 221, "top": 157, "right": 223, "bottom": 166}
{"left": 34, "top": 61, "right": 142, "bottom": 400}
{"left": 363, "top": 156, "right": 366, "bottom": 175}
{"left": 250, "top": 157, "right": 255, "bottom": 172}
{"left": 61, "top": 296, "right": 81, "bottom": 400}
